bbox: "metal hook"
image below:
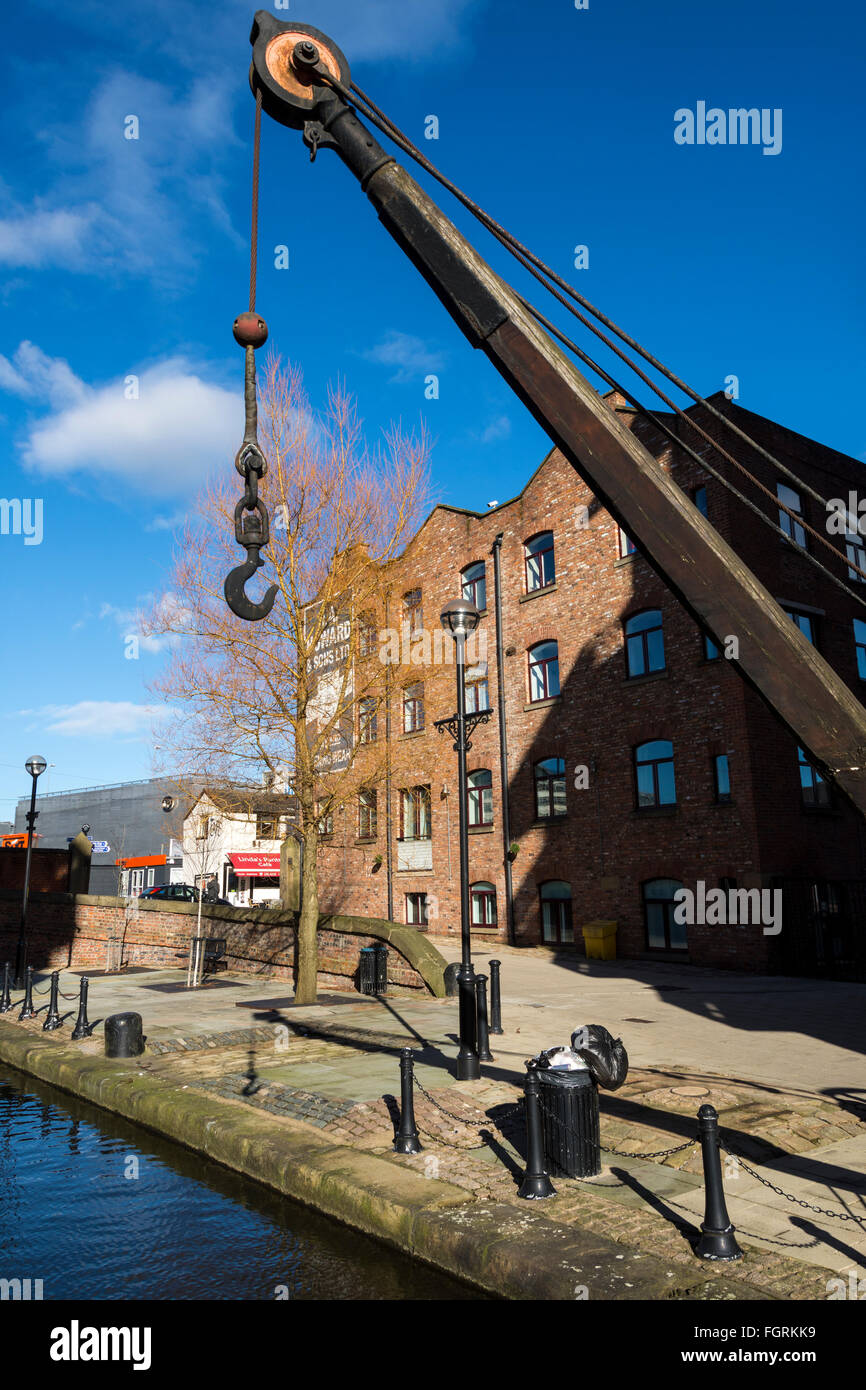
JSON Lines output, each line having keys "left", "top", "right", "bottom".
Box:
{"left": 224, "top": 553, "right": 278, "bottom": 623}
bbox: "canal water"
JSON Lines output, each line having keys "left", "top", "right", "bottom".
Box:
{"left": 0, "top": 1065, "right": 483, "bottom": 1300}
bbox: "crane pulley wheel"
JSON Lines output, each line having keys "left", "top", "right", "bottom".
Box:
{"left": 249, "top": 12, "right": 350, "bottom": 130}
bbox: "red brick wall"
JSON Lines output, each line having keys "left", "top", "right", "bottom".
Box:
{"left": 0, "top": 895, "right": 428, "bottom": 995}
{"left": 313, "top": 394, "right": 866, "bottom": 971}
{"left": 0, "top": 849, "right": 72, "bottom": 894}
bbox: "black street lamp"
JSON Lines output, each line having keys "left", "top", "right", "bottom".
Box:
{"left": 435, "top": 598, "right": 490, "bottom": 1081}
{"left": 14, "top": 754, "right": 47, "bottom": 988}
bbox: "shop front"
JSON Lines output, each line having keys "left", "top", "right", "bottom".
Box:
{"left": 225, "top": 851, "right": 282, "bottom": 906}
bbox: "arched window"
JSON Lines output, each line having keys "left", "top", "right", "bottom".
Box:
{"left": 403, "top": 682, "right": 424, "bottom": 733}
{"left": 540, "top": 881, "right": 573, "bottom": 945}
{"left": 524, "top": 532, "right": 555, "bottom": 592}
{"left": 624, "top": 610, "right": 665, "bottom": 678}
{"left": 528, "top": 640, "right": 560, "bottom": 702}
{"left": 634, "top": 739, "right": 676, "bottom": 808}
{"left": 471, "top": 882, "right": 498, "bottom": 927}
{"left": 643, "top": 878, "right": 686, "bottom": 951}
{"left": 467, "top": 770, "right": 493, "bottom": 826}
{"left": 461, "top": 561, "right": 487, "bottom": 610}
{"left": 534, "top": 758, "right": 567, "bottom": 819}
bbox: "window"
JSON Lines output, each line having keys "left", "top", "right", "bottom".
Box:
{"left": 403, "top": 588, "right": 423, "bottom": 634}
{"left": 406, "top": 892, "right": 428, "bottom": 926}
{"left": 635, "top": 739, "right": 677, "bottom": 808}
{"left": 403, "top": 682, "right": 425, "bottom": 733}
{"left": 317, "top": 802, "right": 334, "bottom": 836}
{"left": 359, "top": 696, "right": 378, "bottom": 744}
{"left": 257, "top": 812, "right": 278, "bottom": 839}
{"left": 524, "top": 532, "right": 555, "bottom": 592}
{"left": 798, "top": 747, "right": 830, "bottom": 807}
{"left": 534, "top": 758, "right": 567, "bottom": 819}
{"left": 624, "top": 610, "right": 665, "bottom": 678}
{"left": 462, "top": 561, "right": 487, "bottom": 610}
{"left": 196, "top": 815, "right": 210, "bottom": 840}
{"left": 693, "top": 485, "right": 708, "bottom": 518}
{"left": 845, "top": 526, "right": 866, "bottom": 583}
{"left": 785, "top": 608, "right": 815, "bottom": 644}
{"left": 465, "top": 676, "right": 490, "bottom": 712}
{"left": 146, "top": 867, "right": 155, "bottom": 887}
{"left": 467, "top": 770, "right": 493, "bottom": 827}
{"left": 540, "top": 881, "right": 573, "bottom": 944}
{"left": 528, "top": 640, "right": 560, "bottom": 702}
{"left": 359, "top": 789, "right": 377, "bottom": 839}
{"left": 703, "top": 633, "right": 721, "bottom": 660}
{"left": 400, "top": 786, "right": 431, "bottom": 840}
{"left": 359, "top": 613, "right": 378, "bottom": 657}
{"left": 618, "top": 527, "right": 636, "bottom": 558}
{"left": 713, "top": 754, "right": 731, "bottom": 802}
{"left": 777, "top": 483, "right": 806, "bottom": 548}
{"left": 643, "top": 878, "right": 687, "bottom": 951}
{"left": 855, "top": 620, "right": 866, "bottom": 679}
{"left": 471, "top": 882, "right": 498, "bottom": 928}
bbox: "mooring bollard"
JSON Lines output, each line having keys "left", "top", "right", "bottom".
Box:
{"left": 42, "top": 971, "right": 62, "bottom": 1032}
{"left": 488, "top": 959, "right": 503, "bottom": 1034}
{"left": 475, "top": 974, "right": 494, "bottom": 1062}
{"left": 695, "top": 1103, "right": 743, "bottom": 1261}
{"left": 18, "top": 966, "right": 36, "bottom": 1021}
{"left": 0, "top": 962, "right": 12, "bottom": 1014}
{"left": 394, "top": 1047, "right": 422, "bottom": 1154}
{"left": 71, "top": 976, "right": 92, "bottom": 1041}
{"left": 518, "top": 1061, "right": 556, "bottom": 1200}
{"left": 104, "top": 1012, "right": 145, "bottom": 1058}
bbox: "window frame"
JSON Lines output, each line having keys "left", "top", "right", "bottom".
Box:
{"left": 634, "top": 739, "right": 677, "bottom": 809}
{"left": 539, "top": 880, "right": 573, "bottom": 945}
{"left": 358, "top": 696, "right": 378, "bottom": 744}
{"left": 798, "top": 747, "right": 830, "bottom": 808}
{"left": 402, "top": 682, "right": 425, "bottom": 733}
{"left": 405, "top": 891, "right": 428, "bottom": 926}
{"left": 461, "top": 561, "right": 487, "bottom": 610}
{"left": 713, "top": 753, "right": 732, "bottom": 803}
{"left": 528, "top": 640, "right": 560, "bottom": 703}
{"left": 643, "top": 877, "right": 687, "bottom": 952}
{"left": 467, "top": 769, "right": 494, "bottom": 827}
{"left": 400, "top": 785, "right": 432, "bottom": 841}
{"left": 358, "top": 788, "right": 377, "bottom": 840}
{"left": 624, "top": 608, "right": 666, "bottom": 678}
{"left": 402, "top": 588, "right": 423, "bottom": 634}
{"left": 470, "top": 881, "right": 498, "bottom": 928}
{"left": 523, "top": 531, "right": 556, "bottom": 593}
{"left": 534, "top": 757, "right": 567, "bottom": 820}
{"left": 777, "top": 483, "right": 807, "bottom": 549}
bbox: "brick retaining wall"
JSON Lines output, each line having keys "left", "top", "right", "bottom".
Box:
{"left": 0, "top": 894, "right": 440, "bottom": 996}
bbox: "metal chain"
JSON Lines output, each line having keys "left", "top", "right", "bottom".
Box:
{"left": 719, "top": 1138, "right": 866, "bottom": 1225}
{"left": 413, "top": 1076, "right": 523, "bottom": 1131}
{"left": 536, "top": 1094, "right": 698, "bottom": 1160}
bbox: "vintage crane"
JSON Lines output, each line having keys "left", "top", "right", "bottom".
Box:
{"left": 224, "top": 12, "right": 866, "bottom": 824}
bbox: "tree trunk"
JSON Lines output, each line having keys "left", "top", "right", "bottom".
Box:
{"left": 294, "top": 822, "right": 319, "bottom": 1004}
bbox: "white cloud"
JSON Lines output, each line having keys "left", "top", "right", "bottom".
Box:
{"left": 99, "top": 591, "right": 192, "bottom": 653}
{"left": 5, "top": 346, "right": 237, "bottom": 496}
{"left": 479, "top": 415, "right": 512, "bottom": 444}
{"left": 362, "top": 330, "right": 445, "bottom": 384}
{"left": 0, "top": 206, "right": 97, "bottom": 270}
{"left": 27, "top": 701, "right": 163, "bottom": 738}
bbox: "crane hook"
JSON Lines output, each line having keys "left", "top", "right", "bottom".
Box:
{"left": 224, "top": 551, "right": 278, "bottom": 623}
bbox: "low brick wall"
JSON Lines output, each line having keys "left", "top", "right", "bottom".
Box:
{"left": 0, "top": 893, "right": 445, "bottom": 997}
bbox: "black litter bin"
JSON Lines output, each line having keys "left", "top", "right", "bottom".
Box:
{"left": 537, "top": 1066, "right": 601, "bottom": 1178}
{"left": 359, "top": 947, "right": 377, "bottom": 995}
{"left": 373, "top": 942, "right": 388, "bottom": 994}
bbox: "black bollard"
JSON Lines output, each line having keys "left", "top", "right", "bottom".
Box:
{"left": 394, "top": 1047, "right": 422, "bottom": 1154}
{"left": 18, "top": 966, "right": 36, "bottom": 1021}
{"left": 0, "top": 962, "right": 11, "bottom": 1014}
{"left": 695, "top": 1104, "right": 743, "bottom": 1261}
{"left": 518, "top": 1062, "right": 556, "bottom": 1199}
{"left": 475, "top": 974, "right": 494, "bottom": 1062}
{"left": 42, "top": 971, "right": 62, "bottom": 1031}
{"left": 104, "top": 1012, "right": 145, "bottom": 1058}
{"left": 71, "top": 976, "right": 92, "bottom": 1041}
{"left": 488, "top": 959, "right": 504, "bottom": 1034}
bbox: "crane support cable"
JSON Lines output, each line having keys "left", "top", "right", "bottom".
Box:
{"left": 337, "top": 75, "right": 851, "bottom": 542}
{"left": 522, "top": 297, "right": 866, "bottom": 615}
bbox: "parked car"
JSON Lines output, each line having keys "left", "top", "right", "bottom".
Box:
{"left": 140, "top": 883, "right": 231, "bottom": 906}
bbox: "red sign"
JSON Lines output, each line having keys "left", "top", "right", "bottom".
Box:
{"left": 229, "top": 851, "right": 281, "bottom": 877}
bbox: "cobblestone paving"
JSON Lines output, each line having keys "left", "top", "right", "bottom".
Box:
{"left": 196, "top": 1072, "right": 356, "bottom": 1128}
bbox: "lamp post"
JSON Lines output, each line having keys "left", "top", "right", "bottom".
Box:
{"left": 14, "top": 754, "right": 47, "bottom": 987}
{"left": 435, "top": 598, "right": 490, "bottom": 1081}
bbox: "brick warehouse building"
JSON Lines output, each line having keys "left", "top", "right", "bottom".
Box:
{"left": 314, "top": 392, "right": 866, "bottom": 978}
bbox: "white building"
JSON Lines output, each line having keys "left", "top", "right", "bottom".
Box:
{"left": 183, "top": 789, "right": 298, "bottom": 907}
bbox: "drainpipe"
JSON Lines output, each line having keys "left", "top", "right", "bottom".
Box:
{"left": 491, "top": 534, "right": 516, "bottom": 945}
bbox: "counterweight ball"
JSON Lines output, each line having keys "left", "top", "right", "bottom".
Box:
{"left": 233, "top": 312, "right": 268, "bottom": 348}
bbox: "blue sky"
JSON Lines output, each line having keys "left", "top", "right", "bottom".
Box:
{"left": 1, "top": 0, "right": 864, "bottom": 819}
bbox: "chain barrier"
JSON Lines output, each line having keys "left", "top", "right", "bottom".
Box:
{"left": 536, "top": 1094, "right": 699, "bottom": 1160}
{"left": 413, "top": 1075, "right": 523, "bottom": 1133}
{"left": 28, "top": 978, "right": 79, "bottom": 1001}
{"left": 719, "top": 1137, "right": 866, "bottom": 1226}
